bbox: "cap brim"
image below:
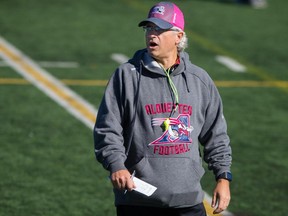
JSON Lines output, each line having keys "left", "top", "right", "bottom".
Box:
{"left": 138, "top": 18, "right": 173, "bottom": 30}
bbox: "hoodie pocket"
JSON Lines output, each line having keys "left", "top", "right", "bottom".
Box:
{"left": 128, "top": 156, "right": 205, "bottom": 207}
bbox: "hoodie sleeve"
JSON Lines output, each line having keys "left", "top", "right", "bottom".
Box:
{"left": 198, "top": 80, "right": 232, "bottom": 178}
{"left": 93, "top": 68, "right": 128, "bottom": 174}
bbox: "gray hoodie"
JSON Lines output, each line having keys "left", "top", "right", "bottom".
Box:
{"left": 94, "top": 49, "right": 232, "bottom": 208}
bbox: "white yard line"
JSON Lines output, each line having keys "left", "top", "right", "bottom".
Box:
{"left": 38, "top": 61, "right": 79, "bottom": 68}
{"left": 0, "top": 36, "right": 97, "bottom": 129}
{"left": 111, "top": 53, "right": 129, "bottom": 64}
{"left": 216, "top": 55, "right": 246, "bottom": 73}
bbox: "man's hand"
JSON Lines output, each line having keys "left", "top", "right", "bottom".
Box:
{"left": 110, "top": 169, "right": 136, "bottom": 192}
{"left": 211, "top": 179, "right": 231, "bottom": 214}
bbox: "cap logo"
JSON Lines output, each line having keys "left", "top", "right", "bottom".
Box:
{"left": 151, "top": 6, "right": 165, "bottom": 15}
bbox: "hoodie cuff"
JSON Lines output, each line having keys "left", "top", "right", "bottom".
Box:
{"left": 214, "top": 168, "right": 231, "bottom": 179}
{"left": 109, "top": 162, "right": 127, "bottom": 174}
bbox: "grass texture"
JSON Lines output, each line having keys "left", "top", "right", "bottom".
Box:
{"left": 0, "top": 0, "right": 287, "bottom": 215}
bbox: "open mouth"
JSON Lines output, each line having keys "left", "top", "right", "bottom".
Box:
{"left": 149, "top": 41, "right": 158, "bottom": 48}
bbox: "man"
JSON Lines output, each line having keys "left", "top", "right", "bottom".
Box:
{"left": 94, "top": 2, "right": 232, "bottom": 216}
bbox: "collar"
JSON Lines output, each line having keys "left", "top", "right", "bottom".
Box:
{"left": 169, "top": 56, "right": 180, "bottom": 73}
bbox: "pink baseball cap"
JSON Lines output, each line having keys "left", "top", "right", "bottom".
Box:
{"left": 138, "top": 2, "right": 185, "bottom": 31}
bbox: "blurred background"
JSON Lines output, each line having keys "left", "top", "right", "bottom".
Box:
{"left": 0, "top": 0, "right": 287, "bottom": 215}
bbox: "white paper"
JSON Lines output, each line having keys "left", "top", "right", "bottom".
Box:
{"left": 132, "top": 177, "right": 157, "bottom": 196}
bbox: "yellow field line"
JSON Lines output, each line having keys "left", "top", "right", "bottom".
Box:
{"left": 61, "top": 79, "right": 108, "bottom": 86}
{"left": 0, "top": 78, "right": 29, "bottom": 84}
{"left": 214, "top": 80, "right": 288, "bottom": 88}
{"left": 1, "top": 77, "right": 288, "bottom": 88}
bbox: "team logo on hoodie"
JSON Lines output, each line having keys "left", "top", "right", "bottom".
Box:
{"left": 150, "top": 114, "right": 193, "bottom": 155}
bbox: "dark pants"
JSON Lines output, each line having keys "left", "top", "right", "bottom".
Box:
{"left": 116, "top": 203, "right": 207, "bottom": 216}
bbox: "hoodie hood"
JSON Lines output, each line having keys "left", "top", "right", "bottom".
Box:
{"left": 128, "top": 49, "right": 189, "bottom": 77}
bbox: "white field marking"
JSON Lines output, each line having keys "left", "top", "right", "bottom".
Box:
{"left": 38, "top": 61, "right": 79, "bottom": 68}
{"left": 216, "top": 55, "right": 246, "bottom": 73}
{"left": 0, "top": 36, "right": 97, "bottom": 129}
{"left": 0, "top": 60, "right": 79, "bottom": 68}
{"left": 111, "top": 53, "right": 129, "bottom": 64}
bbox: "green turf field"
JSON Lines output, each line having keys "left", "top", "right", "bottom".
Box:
{"left": 0, "top": 0, "right": 287, "bottom": 215}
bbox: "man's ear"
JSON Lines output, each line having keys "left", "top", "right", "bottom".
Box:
{"left": 176, "top": 32, "right": 184, "bottom": 44}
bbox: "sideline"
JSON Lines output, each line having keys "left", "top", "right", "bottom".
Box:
{"left": 0, "top": 36, "right": 97, "bottom": 129}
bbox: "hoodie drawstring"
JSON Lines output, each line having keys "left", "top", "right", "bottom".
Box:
{"left": 160, "top": 65, "right": 179, "bottom": 114}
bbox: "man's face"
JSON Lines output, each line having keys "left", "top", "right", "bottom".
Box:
{"left": 144, "top": 23, "right": 182, "bottom": 61}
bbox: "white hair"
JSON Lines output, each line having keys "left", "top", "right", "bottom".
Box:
{"left": 171, "top": 27, "right": 188, "bottom": 52}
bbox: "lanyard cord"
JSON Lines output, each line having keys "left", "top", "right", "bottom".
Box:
{"left": 162, "top": 66, "right": 179, "bottom": 114}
